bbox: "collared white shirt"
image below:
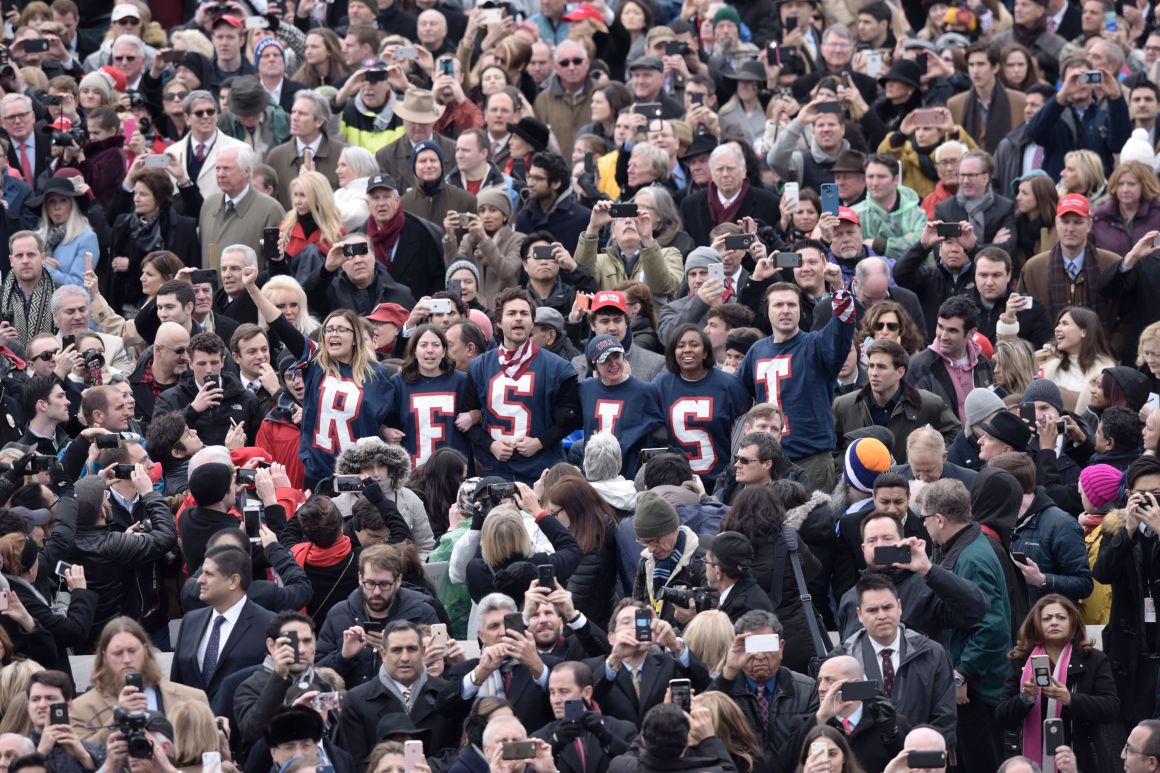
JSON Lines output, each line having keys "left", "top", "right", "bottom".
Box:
{"left": 196, "top": 595, "right": 247, "bottom": 668}
{"left": 837, "top": 702, "right": 864, "bottom": 730}
{"left": 869, "top": 630, "right": 902, "bottom": 676}
{"left": 296, "top": 135, "right": 322, "bottom": 158}
{"left": 265, "top": 78, "right": 284, "bottom": 105}
{"left": 716, "top": 187, "right": 742, "bottom": 209}
{"left": 109, "top": 486, "right": 139, "bottom": 514}
{"left": 717, "top": 583, "right": 734, "bottom": 609}
{"left": 224, "top": 184, "right": 252, "bottom": 211}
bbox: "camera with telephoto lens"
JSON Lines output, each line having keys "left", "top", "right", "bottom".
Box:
{"left": 42, "top": 122, "right": 87, "bottom": 148}
{"left": 127, "top": 91, "right": 146, "bottom": 109}
{"left": 657, "top": 585, "right": 718, "bottom": 612}
{"left": 113, "top": 707, "right": 153, "bottom": 759}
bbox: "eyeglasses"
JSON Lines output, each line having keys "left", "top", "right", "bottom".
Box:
{"left": 525, "top": 172, "right": 548, "bottom": 183}
{"left": 1124, "top": 743, "right": 1156, "bottom": 759}
{"left": 2, "top": 110, "right": 31, "bottom": 121}
{"left": 733, "top": 455, "right": 759, "bottom": 465}
{"left": 936, "top": 157, "right": 962, "bottom": 167}
{"left": 157, "top": 345, "right": 188, "bottom": 355}
{"left": 361, "top": 578, "right": 396, "bottom": 592}
{"left": 959, "top": 171, "right": 988, "bottom": 179}
{"left": 31, "top": 349, "right": 58, "bottom": 361}
{"left": 191, "top": 108, "right": 217, "bottom": 118}
{"left": 165, "top": 91, "right": 190, "bottom": 102}
{"left": 874, "top": 321, "right": 900, "bottom": 332}
{"left": 324, "top": 325, "right": 355, "bottom": 335}
{"left": 113, "top": 55, "right": 139, "bottom": 62}
{"left": 558, "top": 57, "right": 585, "bottom": 67}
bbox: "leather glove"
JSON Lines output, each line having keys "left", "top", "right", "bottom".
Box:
{"left": 580, "top": 711, "right": 613, "bottom": 746}
{"left": 362, "top": 479, "right": 386, "bottom": 505}
{"left": 550, "top": 718, "right": 583, "bottom": 753}
{"left": 6, "top": 451, "right": 33, "bottom": 480}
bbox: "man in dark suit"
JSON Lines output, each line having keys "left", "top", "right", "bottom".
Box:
{"left": 933, "top": 150, "right": 1015, "bottom": 255}
{"left": 445, "top": 592, "right": 560, "bottom": 734}
{"left": 170, "top": 543, "right": 274, "bottom": 703}
{"left": 531, "top": 661, "right": 638, "bottom": 773}
{"left": 705, "top": 532, "right": 776, "bottom": 623}
{"left": 338, "top": 621, "right": 463, "bottom": 772}
{"left": 585, "top": 600, "right": 711, "bottom": 728}
{"left": 2, "top": 94, "right": 51, "bottom": 186}
{"left": 680, "top": 142, "right": 780, "bottom": 247}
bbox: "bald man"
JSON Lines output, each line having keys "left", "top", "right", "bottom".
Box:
{"left": 884, "top": 726, "right": 947, "bottom": 773}
{"left": 417, "top": 9, "right": 453, "bottom": 56}
{"left": 132, "top": 322, "right": 191, "bottom": 423}
{"left": 789, "top": 655, "right": 907, "bottom": 773}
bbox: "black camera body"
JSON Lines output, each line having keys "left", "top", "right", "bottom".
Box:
{"left": 113, "top": 707, "right": 154, "bottom": 759}
{"left": 657, "top": 585, "right": 718, "bottom": 612}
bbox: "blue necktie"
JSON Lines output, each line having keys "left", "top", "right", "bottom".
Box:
{"left": 1066, "top": 260, "right": 1080, "bottom": 282}
{"left": 201, "top": 615, "right": 226, "bottom": 685}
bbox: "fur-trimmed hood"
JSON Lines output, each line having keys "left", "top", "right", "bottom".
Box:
{"left": 1097, "top": 509, "right": 1127, "bottom": 536}
{"left": 784, "top": 490, "right": 831, "bottom": 531}
{"left": 334, "top": 438, "right": 411, "bottom": 490}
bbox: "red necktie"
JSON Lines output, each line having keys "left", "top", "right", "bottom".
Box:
{"left": 724, "top": 276, "right": 735, "bottom": 301}
{"left": 502, "top": 670, "right": 513, "bottom": 695}
{"left": 880, "top": 649, "right": 895, "bottom": 698}
{"left": 841, "top": 717, "right": 852, "bottom": 734}
{"left": 19, "top": 143, "right": 32, "bottom": 185}
{"left": 575, "top": 739, "right": 587, "bottom": 771}
{"left": 195, "top": 143, "right": 207, "bottom": 162}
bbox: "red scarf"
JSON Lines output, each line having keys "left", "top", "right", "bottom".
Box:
{"left": 707, "top": 180, "right": 750, "bottom": 227}
{"left": 291, "top": 535, "right": 353, "bottom": 568}
{"left": 368, "top": 208, "right": 406, "bottom": 269}
{"left": 497, "top": 340, "right": 538, "bottom": 379}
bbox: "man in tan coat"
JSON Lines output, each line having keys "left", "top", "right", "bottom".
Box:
{"left": 947, "top": 43, "right": 1027, "bottom": 154}
{"left": 532, "top": 39, "right": 594, "bottom": 160}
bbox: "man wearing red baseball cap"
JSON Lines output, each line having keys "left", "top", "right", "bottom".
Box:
{"left": 570, "top": 290, "right": 665, "bottom": 381}
{"left": 1016, "top": 193, "right": 1120, "bottom": 327}
{"left": 208, "top": 14, "right": 256, "bottom": 90}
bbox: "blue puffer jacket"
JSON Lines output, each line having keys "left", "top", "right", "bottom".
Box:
{"left": 1012, "top": 488, "right": 1095, "bottom": 604}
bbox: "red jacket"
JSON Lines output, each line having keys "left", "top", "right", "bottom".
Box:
{"left": 256, "top": 413, "right": 306, "bottom": 490}
{"left": 285, "top": 220, "right": 344, "bottom": 261}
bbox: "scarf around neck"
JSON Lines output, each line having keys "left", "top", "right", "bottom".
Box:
{"left": 290, "top": 535, "right": 353, "bottom": 568}
{"left": 1013, "top": 17, "right": 1046, "bottom": 49}
{"left": 356, "top": 92, "right": 396, "bottom": 132}
{"left": 1, "top": 269, "right": 54, "bottom": 344}
{"left": 497, "top": 339, "right": 538, "bottom": 379}
{"left": 369, "top": 208, "right": 406, "bottom": 268}
{"left": 708, "top": 179, "right": 749, "bottom": 225}
{"left": 44, "top": 224, "right": 67, "bottom": 255}
{"left": 961, "top": 83, "right": 1015, "bottom": 153}
{"left": 956, "top": 187, "right": 995, "bottom": 239}
{"left": 651, "top": 527, "right": 687, "bottom": 596}
{"left": 1020, "top": 643, "right": 1072, "bottom": 770}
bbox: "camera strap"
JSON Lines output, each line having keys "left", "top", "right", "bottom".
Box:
{"left": 781, "top": 525, "right": 832, "bottom": 665}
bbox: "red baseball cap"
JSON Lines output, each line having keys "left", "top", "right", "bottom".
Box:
{"left": 591, "top": 290, "right": 627, "bottom": 314}
{"left": 212, "top": 14, "right": 244, "bottom": 29}
{"left": 837, "top": 206, "right": 860, "bottom": 226}
{"left": 972, "top": 331, "right": 994, "bottom": 360}
{"left": 365, "top": 302, "right": 407, "bottom": 328}
{"left": 1057, "top": 193, "right": 1091, "bottom": 218}
{"left": 563, "top": 3, "right": 604, "bottom": 23}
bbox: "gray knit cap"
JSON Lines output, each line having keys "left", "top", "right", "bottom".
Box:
{"left": 1021, "top": 379, "right": 1064, "bottom": 414}
{"left": 684, "top": 247, "right": 722, "bottom": 275}
{"left": 964, "top": 388, "right": 1005, "bottom": 431}
{"left": 446, "top": 259, "right": 480, "bottom": 289}
{"left": 633, "top": 491, "right": 680, "bottom": 539}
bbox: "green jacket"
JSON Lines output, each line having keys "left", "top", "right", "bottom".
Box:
{"left": 852, "top": 185, "right": 926, "bottom": 261}
{"left": 574, "top": 231, "right": 684, "bottom": 298}
{"left": 219, "top": 106, "right": 290, "bottom": 151}
{"left": 937, "top": 522, "right": 1012, "bottom": 705}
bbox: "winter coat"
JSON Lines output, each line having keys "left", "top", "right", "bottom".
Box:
{"left": 832, "top": 624, "right": 958, "bottom": 744}
{"left": 1098, "top": 251, "right": 1160, "bottom": 364}
{"left": 314, "top": 586, "right": 440, "bottom": 687}
{"left": 905, "top": 346, "right": 995, "bottom": 420}
{"left": 399, "top": 184, "right": 477, "bottom": 227}
{"left": 631, "top": 525, "right": 708, "bottom": 625}
{"left": 934, "top": 522, "right": 1012, "bottom": 705}
{"left": 564, "top": 516, "right": 619, "bottom": 628}
{"left": 607, "top": 738, "right": 739, "bottom": 773}
{"left": 852, "top": 185, "right": 926, "bottom": 261}
{"left": 1079, "top": 511, "right": 1121, "bottom": 625}
{"left": 79, "top": 134, "right": 126, "bottom": 210}
{"left": 574, "top": 231, "right": 684, "bottom": 299}
{"left": 614, "top": 485, "right": 725, "bottom": 594}
{"left": 1090, "top": 197, "right": 1160, "bottom": 259}
{"left": 631, "top": 314, "right": 662, "bottom": 354}
{"left": 1012, "top": 489, "right": 1095, "bottom": 604}
{"left": 514, "top": 189, "right": 592, "bottom": 257}
{"left": 785, "top": 491, "right": 839, "bottom": 630}
{"left": 532, "top": 73, "right": 594, "bottom": 160}
{"left": 332, "top": 442, "right": 436, "bottom": 557}
{"left": 71, "top": 491, "right": 177, "bottom": 646}
{"left": 831, "top": 382, "right": 961, "bottom": 463}
{"left": 154, "top": 370, "right": 264, "bottom": 448}
{"left": 892, "top": 242, "right": 979, "bottom": 341}
{"left": 879, "top": 128, "right": 977, "bottom": 199}
{"left": 995, "top": 647, "right": 1120, "bottom": 773}
{"left": 706, "top": 667, "right": 819, "bottom": 773}
{"left": 465, "top": 514, "right": 582, "bottom": 602}
{"left": 44, "top": 229, "right": 99, "bottom": 289}
{"left": 443, "top": 225, "right": 525, "bottom": 308}
{"left": 305, "top": 257, "right": 416, "bottom": 319}
{"left": 970, "top": 466, "right": 1030, "bottom": 640}
{"left": 934, "top": 193, "right": 1017, "bottom": 254}
{"left": 1024, "top": 88, "right": 1131, "bottom": 178}
{"left": 255, "top": 400, "right": 305, "bottom": 490}
{"left": 8, "top": 572, "right": 97, "bottom": 674}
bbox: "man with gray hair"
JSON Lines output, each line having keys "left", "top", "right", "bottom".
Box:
{"left": 2, "top": 94, "right": 49, "bottom": 185}
{"left": 215, "top": 245, "right": 259, "bottom": 324}
{"left": 0, "top": 734, "right": 34, "bottom": 773}
{"left": 680, "top": 142, "right": 780, "bottom": 246}
{"left": 198, "top": 145, "right": 285, "bottom": 267}
{"left": 109, "top": 34, "right": 147, "bottom": 89}
{"left": 50, "top": 285, "right": 133, "bottom": 372}
{"left": 921, "top": 140, "right": 967, "bottom": 215}
{"left": 265, "top": 91, "right": 347, "bottom": 208}
{"left": 810, "top": 255, "right": 927, "bottom": 337}
{"left": 533, "top": 39, "right": 593, "bottom": 160}
{"left": 171, "top": 89, "right": 248, "bottom": 197}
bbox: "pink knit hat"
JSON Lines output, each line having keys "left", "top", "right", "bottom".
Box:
{"left": 1079, "top": 464, "right": 1122, "bottom": 510}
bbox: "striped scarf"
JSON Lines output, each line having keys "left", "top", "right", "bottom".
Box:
{"left": 652, "top": 528, "right": 687, "bottom": 595}
{"left": 0, "top": 269, "right": 55, "bottom": 345}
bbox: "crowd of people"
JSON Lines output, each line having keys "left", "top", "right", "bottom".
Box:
{"left": 0, "top": 0, "right": 1158, "bottom": 771}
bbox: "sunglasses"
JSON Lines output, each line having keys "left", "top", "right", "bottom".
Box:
{"left": 191, "top": 108, "right": 217, "bottom": 118}
{"left": 165, "top": 91, "right": 190, "bottom": 101}
{"left": 32, "top": 349, "right": 58, "bottom": 361}
{"left": 558, "top": 57, "right": 585, "bottom": 67}
{"left": 874, "top": 321, "right": 900, "bottom": 332}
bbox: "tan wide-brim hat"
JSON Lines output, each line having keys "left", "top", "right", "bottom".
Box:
{"left": 394, "top": 87, "right": 445, "bottom": 124}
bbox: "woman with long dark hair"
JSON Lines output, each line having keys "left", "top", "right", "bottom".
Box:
{"left": 653, "top": 323, "right": 750, "bottom": 486}
{"left": 995, "top": 595, "right": 1119, "bottom": 773}
{"left": 388, "top": 325, "right": 470, "bottom": 471}
{"left": 1038, "top": 307, "right": 1116, "bottom": 414}
{"left": 543, "top": 475, "right": 618, "bottom": 626}
{"left": 793, "top": 725, "right": 864, "bottom": 773}
{"left": 245, "top": 257, "right": 395, "bottom": 487}
{"left": 406, "top": 447, "right": 468, "bottom": 541}
{"left": 721, "top": 485, "right": 820, "bottom": 674}
{"left": 293, "top": 30, "right": 349, "bottom": 88}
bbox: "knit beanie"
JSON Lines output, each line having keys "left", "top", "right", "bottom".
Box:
{"left": 964, "top": 388, "right": 1005, "bottom": 430}
{"left": 1022, "top": 379, "right": 1064, "bottom": 414}
{"left": 634, "top": 491, "right": 680, "bottom": 538}
{"left": 1079, "top": 464, "right": 1122, "bottom": 510}
{"left": 844, "top": 438, "right": 891, "bottom": 493}
{"left": 412, "top": 138, "right": 445, "bottom": 170}
{"left": 254, "top": 36, "right": 286, "bottom": 65}
{"left": 79, "top": 71, "right": 112, "bottom": 101}
{"left": 446, "top": 259, "right": 480, "bottom": 289}
{"left": 685, "top": 246, "right": 722, "bottom": 275}
{"left": 74, "top": 477, "right": 107, "bottom": 525}
{"left": 476, "top": 186, "right": 513, "bottom": 219}
{"left": 1105, "top": 366, "right": 1151, "bottom": 412}
{"left": 1121, "top": 128, "right": 1158, "bottom": 168}
{"left": 189, "top": 462, "right": 234, "bottom": 506}
{"left": 712, "top": 5, "right": 742, "bottom": 27}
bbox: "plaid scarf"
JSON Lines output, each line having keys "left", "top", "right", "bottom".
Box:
{"left": 1046, "top": 242, "right": 1110, "bottom": 323}
{"left": 0, "top": 269, "right": 55, "bottom": 344}
{"left": 496, "top": 340, "right": 538, "bottom": 379}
